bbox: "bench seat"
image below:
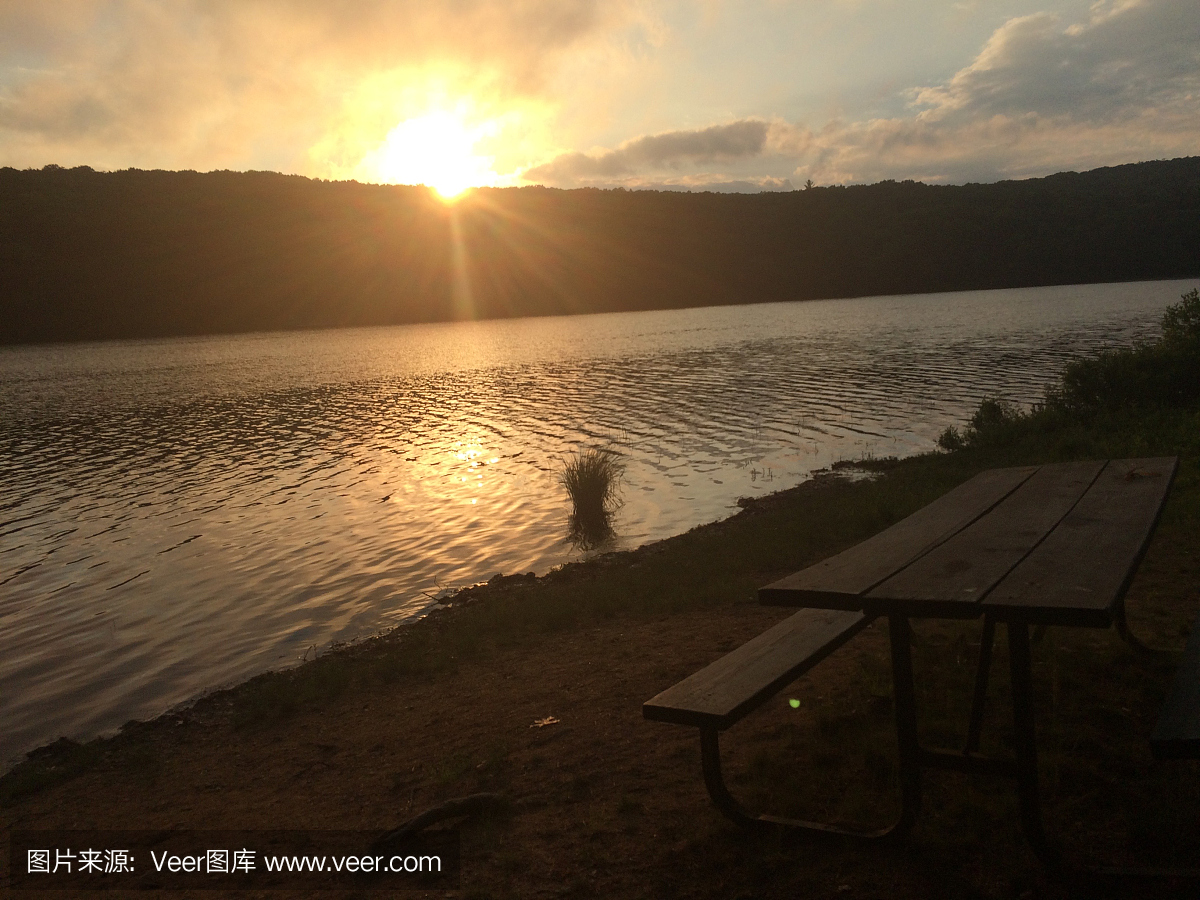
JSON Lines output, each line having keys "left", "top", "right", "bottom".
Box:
{"left": 643, "top": 608, "right": 870, "bottom": 731}
{"left": 1150, "top": 614, "right": 1200, "bottom": 760}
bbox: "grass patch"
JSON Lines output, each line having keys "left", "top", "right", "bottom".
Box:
{"left": 559, "top": 447, "right": 625, "bottom": 548}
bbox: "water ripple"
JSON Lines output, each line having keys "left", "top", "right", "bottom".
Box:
{"left": 0, "top": 279, "right": 1187, "bottom": 768}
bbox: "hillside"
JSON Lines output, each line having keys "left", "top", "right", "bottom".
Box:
{"left": 2, "top": 158, "right": 1199, "bottom": 344}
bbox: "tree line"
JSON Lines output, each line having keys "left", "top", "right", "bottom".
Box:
{"left": 2, "top": 157, "right": 1198, "bottom": 345}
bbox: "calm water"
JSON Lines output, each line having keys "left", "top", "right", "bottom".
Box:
{"left": 0, "top": 279, "right": 1191, "bottom": 768}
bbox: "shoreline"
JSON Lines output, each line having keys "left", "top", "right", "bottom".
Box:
{"left": 0, "top": 462, "right": 891, "bottom": 780}
{"left": 0, "top": 462, "right": 884, "bottom": 779}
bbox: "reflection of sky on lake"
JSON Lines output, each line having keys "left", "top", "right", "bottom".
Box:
{"left": 0, "top": 279, "right": 1189, "bottom": 768}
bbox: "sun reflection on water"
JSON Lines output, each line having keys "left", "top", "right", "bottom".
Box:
{"left": 448, "top": 440, "right": 500, "bottom": 503}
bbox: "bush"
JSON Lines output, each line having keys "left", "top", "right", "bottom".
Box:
{"left": 1049, "top": 287, "right": 1200, "bottom": 415}
{"left": 940, "top": 285, "right": 1200, "bottom": 453}
{"left": 1162, "top": 287, "right": 1200, "bottom": 345}
{"left": 937, "top": 398, "right": 1023, "bottom": 451}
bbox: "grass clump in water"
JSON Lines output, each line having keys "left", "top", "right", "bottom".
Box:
{"left": 559, "top": 447, "right": 625, "bottom": 549}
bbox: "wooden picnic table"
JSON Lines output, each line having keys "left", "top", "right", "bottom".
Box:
{"left": 755, "top": 457, "right": 1179, "bottom": 865}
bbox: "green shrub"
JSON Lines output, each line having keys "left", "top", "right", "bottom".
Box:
{"left": 942, "top": 285, "right": 1200, "bottom": 452}
{"left": 937, "top": 398, "right": 1023, "bottom": 451}
{"left": 1162, "top": 287, "right": 1200, "bottom": 345}
{"left": 1052, "top": 286, "right": 1200, "bottom": 415}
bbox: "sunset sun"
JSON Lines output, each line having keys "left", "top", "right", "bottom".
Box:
{"left": 370, "top": 110, "right": 498, "bottom": 199}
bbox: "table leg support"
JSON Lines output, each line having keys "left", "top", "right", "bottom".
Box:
{"left": 888, "top": 615, "right": 923, "bottom": 834}
{"left": 1007, "top": 621, "right": 1061, "bottom": 870}
{"left": 964, "top": 615, "right": 996, "bottom": 755}
{"left": 698, "top": 724, "right": 917, "bottom": 840}
{"left": 1113, "top": 597, "right": 1158, "bottom": 655}
{"left": 699, "top": 726, "right": 758, "bottom": 828}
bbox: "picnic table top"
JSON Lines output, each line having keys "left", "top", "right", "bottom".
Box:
{"left": 760, "top": 457, "right": 1178, "bottom": 626}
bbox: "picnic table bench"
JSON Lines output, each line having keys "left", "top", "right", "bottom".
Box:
{"left": 645, "top": 458, "right": 1189, "bottom": 864}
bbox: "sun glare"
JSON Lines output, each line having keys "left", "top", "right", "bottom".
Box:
{"left": 371, "top": 110, "right": 497, "bottom": 199}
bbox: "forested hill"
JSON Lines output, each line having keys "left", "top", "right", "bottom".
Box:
{"left": 2, "top": 157, "right": 1199, "bottom": 345}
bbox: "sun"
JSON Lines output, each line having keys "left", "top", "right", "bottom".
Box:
{"left": 371, "top": 110, "right": 498, "bottom": 200}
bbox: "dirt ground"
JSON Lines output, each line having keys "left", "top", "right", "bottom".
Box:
{"left": 3, "top": 486, "right": 1199, "bottom": 899}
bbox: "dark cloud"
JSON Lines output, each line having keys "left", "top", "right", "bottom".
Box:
{"left": 621, "top": 120, "right": 771, "bottom": 166}
{"left": 525, "top": 119, "right": 772, "bottom": 184}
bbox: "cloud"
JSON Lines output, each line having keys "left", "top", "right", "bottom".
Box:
{"left": 0, "top": 1, "right": 621, "bottom": 172}
{"left": 685, "top": 177, "right": 795, "bottom": 193}
{"left": 525, "top": 118, "right": 816, "bottom": 188}
{"left": 524, "top": 119, "right": 775, "bottom": 183}
{"left": 911, "top": 0, "right": 1200, "bottom": 125}
{"left": 2, "top": 1, "right": 1196, "bottom": 188}
{"left": 524, "top": 0, "right": 1199, "bottom": 190}
{"left": 798, "top": 0, "right": 1200, "bottom": 184}
{"left": 793, "top": 111, "right": 1197, "bottom": 187}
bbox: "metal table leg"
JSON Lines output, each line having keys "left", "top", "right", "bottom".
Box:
{"left": 964, "top": 615, "right": 996, "bottom": 755}
{"left": 888, "top": 614, "right": 923, "bottom": 831}
{"left": 694, "top": 615, "right": 922, "bottom": 841}
{"left": 1007, "top": 621, "right": 1061, "bottom": 869}
{"left": 696, "top": 614, "right": 1062, "bottom": 861}
{"left": 1114, "top": 597, "right": 1158, "bottom": 654}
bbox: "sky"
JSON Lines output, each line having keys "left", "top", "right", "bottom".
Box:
{"left": 1, "top": 0, "right": 1197, "bottom": 194}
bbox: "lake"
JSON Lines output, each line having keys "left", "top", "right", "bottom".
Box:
{"left": 0, "top": 279, "right": 1191, "bottom": 769}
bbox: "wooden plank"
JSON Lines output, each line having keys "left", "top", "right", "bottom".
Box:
{"left": 984, "top": 458, "right": 1178, "bottom": 627}
{"left": 1151, "top": 612, "right": 1200, "bottom": 761}
{"left": 642, "top": 608, "right": 870, "bottom": 730}
{"left": 863, "top": 460, "right": 1106, "bottom": 618}
{"left": 759, "top": 466, "right": 1038, "bottom": 608}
